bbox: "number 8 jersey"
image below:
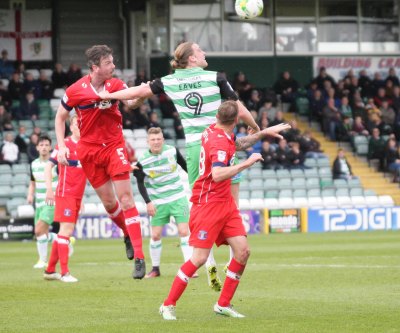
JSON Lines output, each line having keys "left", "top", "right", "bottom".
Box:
{"left": 191, "top": 123, "right": 236, "bottom": 204}
{"left": 149, "top": 67, "right": 238, "bottom": 147}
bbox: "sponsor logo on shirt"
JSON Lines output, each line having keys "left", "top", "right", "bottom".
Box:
{"left": 217, "top": 150, "right": 226, "bottom": 162}
{"left": 198, "top": 230, "right": 208, "bottom": 240}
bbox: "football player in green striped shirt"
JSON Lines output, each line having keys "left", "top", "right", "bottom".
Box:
{"left": 133, "top": 127, "right": 193, "bottom": 278}
{"left": 27, "top": 135, "right": 58, "bottom": 269}
{"left": 99, "top": 41, "right": 260, "bottom": 291}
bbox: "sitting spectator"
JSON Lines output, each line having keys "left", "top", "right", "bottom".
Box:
{"left": 309, "top": 89, "right": 325, "bottom": 124}
{"left": 288, "top": 142, "right": 305, "bottom": 169}
{"left": 120, "top": 103, "right": 136, "bottom": 129}
{"left": 299, "top": 130, "right": 325, "bottom": 159}
{"left": 66, "top": 63, "right": 82, "bottom": 87}
{"left": 27, "top": 133, "right": 39, "bottom": 162}
{"left": 258, "top": 99, "right": 277, "bottom": 121}
{"left": 339, "top": 96, "right": 352, "bottom": 118}
{"left": 358, "top": 69, "right": 373, "bottom": 98}
{"left": 244, "top": 127, "right": 262, "bottom": 157}
{"left": 14, "top": 125, "right": 30, "bottom": 153}
{"left": 0, "top": 81, "right": 12, "bottom": 109}
{"left": 322, "top": 98, "right": 341, "bottom": 140}
{"left": 0, "top": 104, "right": 13, "bottom": 131}
{"left": 336, "top": 116, "right": 352, "bottom": 142}
{"left": 332, "top": 148, "right": 356, "bottom": 180}
{"left": 374, "top": 87, "right": 390, "bottom": 107}
{"left": 260, "top": 140, "right": 278, "bottom": 170}
{"left": 385, "top": 67, "right": 400, "bottom": 87}
{"left": 270, "top": 110, "right": 285, "bottom": 127}
{"left": 276, "top": 138, "right": 290, "bottom": 169}
{"left": 51, "top": 63, "right": 68, "bottom": 89}
{"left": 371, "top": 72, "right": 385, "bottom": 95}
{"left": 22, "top": 72, "right": 41, "bottom": 98}
{"left": 0, "top": 132, "right": 19, "bottom": 165}
{"left": 349, "top": 116, "right": 369, "bottom": 137}
{"left": 148, "top": 112, "right": 162, "bottom": 129}
{"left": 134, "top": 103, "right": 150, "bottom": 129}
{"left": 380, "top": 99, "right": 395, "bottom": 132}
{"left": 134, "top": 69, "right": 148, "bottom": 86}
{"left": 18, "top": 91, "right": 39, "bottom": 120}
{"left": 392, "top": 85, "right": 400, "bottom": 113}
{"left": 8, "top": 72, "right": 23, "bottom": 100}
{"left": 0, "top": 49, "right": 14, "bottom": 79}
{"left": 283, "top": 120, "right": 301, "bottom": 144}
{"left": 38, "top": 70, "right": 54, "bottom": 100}
{"left": 385, "top": 138, "right": 400, "bottom": 182}
{"left": 173, "top": 111, "right": 185, "bottom": 139}
{"left": 273, "top": 71, "right": 298, "bottom": 112}
{"left": 258, "top": 115, "right": 269, "bottom": 131}
{"left": 368, "top": 127, "right": 386, "bottom": 171}
{"left": 246, "top": 89, "right": 262, "bottom": 112}
{"left": 313, "top": 66, "right": 336, "bottom": 90}
{"left": 232, "top": 71, "right": 254, "bottom": 104}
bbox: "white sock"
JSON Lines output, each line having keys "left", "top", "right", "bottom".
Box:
{"left": 149, "top": 239, "right": 162, "bottom": 267}
{"left": 205, "top": 247, "right": 217, "bottom": 268}
{"left": 36, "top": 234, "right": 48, "bottom": 262}
{"left": 180, "top": 236, "right": 193, "bottom": 262}
{"left": 48, "top": 232, "right": 57, "bottom": 243}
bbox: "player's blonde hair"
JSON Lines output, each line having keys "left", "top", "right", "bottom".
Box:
{"left": 170, "top": 42, "right": 194, "bottom": 69}
{"left": 85, "top": 45, "right": 113, "bottom": 71}
{"left": 217, "top": 100, "right": 238, "bottom": 125}
{"left": 147, "top": 127, "right": 163, "bottom": 136}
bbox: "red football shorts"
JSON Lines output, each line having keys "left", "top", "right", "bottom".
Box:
{"left": 77, "top": 139, "right": 131, "bottom": 188}
{"left": 54, "top": 196, "right": 82, "bottom": 223}
{"left": 189, "top": 196, "right": 245, "bottom": 248}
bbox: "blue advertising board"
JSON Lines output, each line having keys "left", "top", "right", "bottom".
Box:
{"left": 307, "top": 207, "right": 400, "bottom": 232}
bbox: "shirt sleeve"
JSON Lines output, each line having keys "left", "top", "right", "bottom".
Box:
{"left": 61, "top": 86, "right": 77, "bottom": 111}
{"left": 133, "top": 162, "right": 151, "bottom": 204}
{"left": 149, "top": 78, "right": 165, "bottom": 95}
{"left": 30, "top": 164, "right": 35, "bottom": 181}
{"left": 209, "top": 137, "right": 229, "bottom": 168}
{"left": 217, "top": 73, "right": 239, "bottom": 101}
{"left": 176, "top": 148, "right": 187, "bottom": 172}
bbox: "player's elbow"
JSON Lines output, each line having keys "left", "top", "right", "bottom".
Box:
{"left": 211, "top": 169, "right": 224, "bottom": 182}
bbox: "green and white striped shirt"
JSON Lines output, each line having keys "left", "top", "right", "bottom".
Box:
{"left": 30, "top": 158, "right": 58, "bottom": 208}
{"left": 138, "top": 145, "right": 186, "bottom": 205}
{"left": 150, "top": 67, "right": 238, "bottom": 147}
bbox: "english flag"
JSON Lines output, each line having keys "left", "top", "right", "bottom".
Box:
{"left": 0, "top": 9, "right": 52, "bottom": 61}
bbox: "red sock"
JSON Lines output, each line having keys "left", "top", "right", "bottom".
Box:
{"left": 107, "top": 202, "right": 129, "bottom": 237}
{"left": 164, "top": 260, "right": 198, "bottom": 306}
{"left": 124, "top": 206, "right": 144, "bottom": 259}
{"left": 46, "top": 238, "right": 59, "bottom": 272}
{"left": 58, "top": 235, "right": 70, "bottom": 275}
{"left": 218, "top": 258, "right": 246, "bottom": 307}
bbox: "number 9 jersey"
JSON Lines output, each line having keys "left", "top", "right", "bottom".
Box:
{"left": 191, "top": 123, "right": 236, "bottom": 205}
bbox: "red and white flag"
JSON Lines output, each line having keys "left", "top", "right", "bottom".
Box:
{"left": 0, "top": 9, "right": 52, "bottom": 61}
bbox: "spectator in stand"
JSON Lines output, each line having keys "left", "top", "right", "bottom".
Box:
{"left": 368, "top": 127, "right": 386, "bottom": 171}
{"left": 322, "top": 98, "right": 340, "bottom": 140}
{"left": 232, "top": 71, "right": 253, "bottom": 104}
{"left": 392, "top": 85, "right": 400, "bottom": 113}
{"left": 276, "top": 138, "right": 290, "bottom": 169}
{"left": 15, "top": 62, "right": 25, "bottom": 76}
{"left": 393, "top": 107, "right": 400, "bottom": 142}
{"left": 258, "top": 111, "right": 269, "bottom": 130}
{"left": 124, "top": 136, "right": 137, "bottom": 163}
{"left": 32, "top": 126, "right": 42, "bottom": 137}
{"left": 339, "top": 96, "right": 352, "bottom": 119}
{"left": 66, "top": 63, "right": 82, "bottom": 87}
{"left": 8, "top": 72, "right": 23, "bottom": 100}
{"left": 283, "top": 120, "right": 301, "bottom": 144}
{"left": 371, "top": 72, "right": 385, "bottom": 95}
{"left": 0, "top": 49, "right": 14, "bottom": 79}
{"left": 260, "top": 140, "right": 278, "bottom": 170}
{"left": 313, "top": 66, "right": 336, "bottom": 90}
{"left": 288, "top": 142, "right": 305, "bottom": 169}
{"left": 173, "top": 111, "right": 185, "bottom": 139}
{"left": 324, "top": 87, "right": 340, "bottom": 108}
{"left": 51, "top": 63, "right": 68, "bottom": 89}
{"left": 299, "top": 130, "right": 325, "bottom": 159}
{"left": 309, "top": 89, "right": 325, "bottom": 124}
{"left": 258, "top": 99, "right": 277, "bottom": 121}
{"left": 380, "top": 99, "right": 396, "bottom": 132}
{"left": 0, "top": 81, "right": 12, "bottom": 109}
{"left": 349, "top": 116, "right": 369, "bottom": 138}
{"left": 120, "top": 103, "right": 136, "bottom": 130}
{"left": 385, "top": 67, "right": 399, "bottom": 87}
{"left": 27, "top": 133, "right": 39, "bottom": 162}
{"left": 22, "top": 72, "right": 41, "bottom": 99}
{"left": 336, "top": 116, "right": 352, "bottom": 142}
{"left": 358, "top": 69, "right": 374, "bottom": 98}
{"left": 0, "top": 104, "right": 13, "bottom": 131}
{"left": 273, "top": 71, "right": 298, "bottom": 112}
{"left": 270, "top": 110, "right": 285, "bottom": 127}
{"left": 244, "top": 127, "right": 262, "bottom": 157}
{"left": 134, "top": 69, "right": 148, "bottom": 86}
{"left": 374, "top": 87, "right": 391, "bottom": 107}
{"left": 332, "top": 148, "right": 356, "bottom": 180}
{"left": 18, "top": 91, "right": 39, "bottom": 120}
{"left": 0, "top": 132, "right": 19, "bottom": 165}
{"left": 38, "top": 70, "right": 54, "bottom": 100}
{"left": 385, "top": 79, "right": 394, "bottom": 99}
{"left": 351, "top": 91, "right": 367, "bottom": 121}
{"left": 366, "top": 113, "right": 386, "bottom": 136}
{"left": 134, "top": 103, "right": 151, "bottom": 129}
{"left": 246, "top": 89, "right": 262, "bottom": 112}
{"left": 14, "top": 125, "right": 30, "bottom": 153}
{"left": 385, "top": 138, "right": 400, "bottom": 182}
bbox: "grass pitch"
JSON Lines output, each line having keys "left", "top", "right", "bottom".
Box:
{"left": 0, "top": 231, "right": 399, "bottom": 333}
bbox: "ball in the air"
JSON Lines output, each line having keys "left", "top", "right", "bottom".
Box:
{"left": 235, "top": 0, "right": 264, "bottom": 19}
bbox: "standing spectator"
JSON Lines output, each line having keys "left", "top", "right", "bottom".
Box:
{"left": 309, "top": 89, "right": 325, "bottom": 124}
{"left": 313, "top": 67, "right": 336, "bottom": 90}
{"left": 0, "top": 132, "right": 19, "bottom": 165}
{"left": 14, "top": 125, "right": 30, "bottom": 153}
{"left": 51, "top": 63, "right": 68, "bottom": 89}
{"left": 358, "top": 69, "right": 373, "bottom": 98}
{"left": 368, "top": 128, "right": 386, "bottom": 171}
{"left": 0, "top": 49, "right": 14, "bottom": 79}
{"left": 27, "top": 133, "right": 39, "bottom": 163}
{"left": 38, "top": 70, "right": 54, "bottom": 100}
{"left": 19, "top": 91, "right": 39, "bottom": 120}
{"left": 8, "top": 72, "right": 23, "bottom": 100}
{"left": 0, "top": 104, "right": 13, "bottom": 131}
{"left": 385, "top": 138, "right": 400, "bottom": 181}
{"left": 332, "top": 148, "right": 356, "bottom": 180}
{"left": 66, "top": 63, "right": 82, "bottom": 87}
{"left": 273, "top": 71, "right": 298, "bottom": 112}
{"left": 385, "top": 67, "right": 400, "bottom": 87}
{"left": 322, "top": 98, "right": 340, "bottom": 140}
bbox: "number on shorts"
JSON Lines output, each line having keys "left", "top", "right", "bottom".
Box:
{"left": 116, "top": 147, "right": 128, "bottom": 165}
{"left": 184, "top": 92, "right": 203, "bottom": 115}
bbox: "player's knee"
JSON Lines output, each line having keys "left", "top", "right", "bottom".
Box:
{"left": 237, "top": 247, "right": 250, "bottom": 264}
{"left": 151, "top": 235, "right": 161, "bottom": 241}
{"left": 118, "top": 193, "right": 134, "bottom": 210}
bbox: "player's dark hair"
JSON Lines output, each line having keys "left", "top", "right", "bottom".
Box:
{"left": 37, "top": 134, "right": 51, "bottom": 145}
{"left": 217, "top": 100, "right": 238, "bottom": 125}
{"left": 85, "top": 45, "right": 113, "bottom": 71}
{"left": 171, "top": 42, "right": 194, "bottom": 69}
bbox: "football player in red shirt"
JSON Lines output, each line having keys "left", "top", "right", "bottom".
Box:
{"left": 43, "top": 115, "right": 85, "bottom": 282}
{"left": 159, "top": 101, "right": 290, "bottom": 320}
{"left": 54, "top": 45, "right": 146, "bottom": 279}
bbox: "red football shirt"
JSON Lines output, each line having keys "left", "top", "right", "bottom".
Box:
{"left": 61, "top": 75, "right": 127, "bottom": 145}
{"left": 191, "top": 124, "right": 236, "bottom": 204}
{"left": 50, "top": 136, "right": 87, "bottom": 199}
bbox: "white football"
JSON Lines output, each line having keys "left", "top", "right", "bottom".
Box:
{"left": 235, "top": 0, "right": 264, "bottom": 19}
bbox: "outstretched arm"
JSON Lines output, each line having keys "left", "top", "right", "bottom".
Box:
{"left": 235, "top": 123, "right": 291, "bottom": 151}
{"left": 99, "top": 83, "right": 153, "bottom": 100}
